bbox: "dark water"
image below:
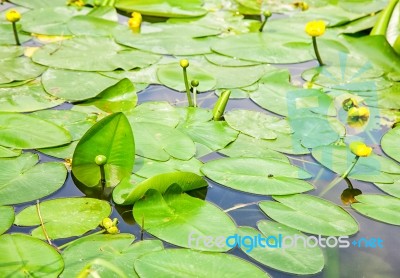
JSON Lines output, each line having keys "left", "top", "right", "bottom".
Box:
{"left": 3, "top": 2, "right": 399, "bottom": 277}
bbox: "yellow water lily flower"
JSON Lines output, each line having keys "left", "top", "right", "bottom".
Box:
{"left": 5, "top": 9, "right": 21, "bottom": 23}
{"left": 348, "top": 106, "right": 370, "bottom": 119}
{"left": 305, "top": 20, "right": 326, "bottom": 37}
{"left": 128, "top": 12, "right": 142, "bottom": 31}
{"left": 349, "top": 141, "right": 372, "bottom": 157}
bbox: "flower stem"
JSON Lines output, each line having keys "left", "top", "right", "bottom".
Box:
{"left": 12, "top": 22, "right": 20, "bottom": 46}
{"left": 312, "top": 36, "right": 323, "bottom": 66}
{"left": 213, "top": 90, "right": 231, "bottom": 121}
{"left": 192, "top": 86, "right": 197, "bottom": 107}
{"left": 182, "top": 68, "right": 193, "bottom": 107}
{"left": 99, "top": 164, "right": 106, "bottom": 196}
{"left": 341, "top": 155, "right": 360, "bottom": 179}
{"left": 58, "top": 229, "right": 106, "bottom": 250}
{"left": 36, "top": 200, "right": 52, "bottom": 246}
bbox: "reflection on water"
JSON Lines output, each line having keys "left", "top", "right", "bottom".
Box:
{"left": 8, "top": 62, "right": 400, "bottom": 277}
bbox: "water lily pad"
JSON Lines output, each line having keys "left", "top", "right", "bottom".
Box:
{"left": 0, "top": 206, "right": 14, "bottom": 235}
{"left": 39, "top": 141, "right": 78, "bottom": 160}
{"left": 134, "top": 249, "right": 269, "bottom": 277}
{"left": 312, "top": 145, "right": 400, "bottom": 183}
{"left": 224, "top": 109, "right": 292, "bottom": 140}
{"left": 126, "top": 101, "right": 180, "bottom": 127}
{"left": 250, "top": 70, "right": 336, "bottom": 117}
{"left": 352, "top": 194, "right": 400, "bottom": 225}
{"left": 134, "top": 156, "right": 204, "bottom": 178}
{"left": 219, "top": 134, "right": 290, "bottom": 162}
{"left": 41, "top": 68, "right": 120, "bottom": 102}
{"left": 10, "top": 0, "right": 66, "bottom": 8}
{"left": 133, "top": 122, "right": 195, "bottom": 161}
{"left": 0, "top": 112, "right": 71, "bottom": 149}
{"left": 72, "top": 112, "right": 135, "bottom": 188}
{"left": 157, "top": 63, "right": 217, "bottom": 92}
{"left": 259, "top": 194, "right": 359, "bottom": 236}
{"left": 0, "top": 80, "right": 64, "bottom": 112}
{"left": 381, "top": 126, "right": 400, "bottom": 163}
{"left": 0, "top": 234, "right": 64, "bottom": 277}
{"left": 374, "top": 173, "right": 400, "bottom": 198}
{"left": 0, "top": 153, "right": 67, "bottom": 206}
{"left": 205, "top": 53, "right": 262, "bottom": 67}
{"left": 0, "top": 56, "right": 46, "bottom": 85}
{"left": 67, "top": 15, "right": 119, "bottom": 36}
{"left": 238, "top": 221, "right": 325, "bottom": 275}
{"left": 116, "top": 0, "right": 207, "bottom": 17}
{"left": 62, "top": 234, "right": 164, "bottom": 278}
{"left": 15, "top": 197, "right": 111, "bottom": 240}
{"left": 0, "top": 22, "right": 31, "bottom": 45}
{"left": 133, "top": 189, "right": 236, "bottom": 251}
{"left": 113, "top": 171, "right": 207, "bottom": 205}
{"left": 201, "top": 157, "right": 313, "bottom": 195}
{"left": 33, "top": 36, "right": 161, "bottom": 71}
{"left": 0, "top": 146, "right": 21, "bottom": 158}
{"left": 177, "top": 120, "right": 238, "bottom": 151}
{"left": 0, "top": 46, "right": 24, "bottom": 59}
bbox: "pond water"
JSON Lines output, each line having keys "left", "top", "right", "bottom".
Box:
{"left": 2, "top": 1, "right": 400, "bottom": 277}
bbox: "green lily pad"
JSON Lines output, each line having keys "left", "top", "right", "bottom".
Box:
{"left": 116, "top": 0, "right": 207, "bottom": 18}
{"left": 72, "top": 113, "right": 135, "bottom": 188}
{"left": 39, "top": 141, "right": 78, "bottom": 160}
{"left": 78, "top": 78, "right": 138, "bottom": 113}
{"left": 250, "top": 70, "right": 336, "bottom": 117}
{"left": 312, "top": 145, "right": 400, "bottom": 183}
{"left": 177, "top": 120, "right": 238, "bottom": 151}
{"left": 0, "top": 80, "right": 64, "bottom": 112}
{"left": 0, "top": 112, "right": 71, "bottom": 149}
{"left": 134, "top": 156, "right": 204, "bottom": 178}
{"left": 0, "top": 153, "right": 67, "bottom": 206}
{"left": 0, "top": 56, "right": 46, "bottom": 85}
{"left": 113, "top": 171, "right": 208, "bottom": 205}
{"left": 20, "top": 6, "right": 89, "bottom": 35}
{"left": 133, "top": 189, "right": 236, "bottom": 251}
{"left": 381, "top": 126, "right": 400, "bottom": 163}
{"left": 259, "top": 194, "right": 359, "bottom": 236}
{"left": 41, "top": 68, "right": 120, "bottom": 102}
{"left": 157, "top": 63, "right": 217, "bottom": 92}
{"left": 352, "top": 194, "right": 400, "bottom": 225}
{"left": 15, "top": 197, "right": 111, "bottom": 240}
{"left": 0, "top": 46, "right": 24, "bottom": 59}
{"left": 205, "top": 53, "right": 262, "bottom": 67}
{"left": 126, "top": 101, "right": 180, "bottom": 127}
{"left": 0, "top": 146, "right": 21, "bottom": 158}
{"left": 0, "top": 234, "right": 64, "bottom": 277}
{"left": 67, "top": 15, "right": 119, "bottom": 36}
{"left": 30, "top": 110, "right": 95, "bottom": 141}
{"left": 374, "top": 173, "right": 400, "bottom": 198}
{"left": 134, "top": 249, "right": 269, "bottom": 277}
{"left": 62, "top": 234, "right": 164, "bottom": 278}
{"left": 219, "top": 134, "right": 290, "bottom": 162}
{"left": 133, "top": 122, "right": 195, "bottom": 161}
{"left": 224, "top": 109, "right": 292, "bottom": 140}
{"left": 238, "top": 221, "right": 325, "bottom": 275}
{"left": 201, "top": 157, "right": 313, "bottom": 195}
{"left": 32, "top": 36, "right": 161, "bottom": 71}
{"left": 0, "top": 206, "right": 14, "bottom": 235}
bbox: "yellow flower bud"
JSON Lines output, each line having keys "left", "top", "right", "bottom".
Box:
{"left": 128, "top": 12, "right": 142, "bottom": 31}
{"left": 305, "top": 20, "right": 326, "bottom": 37}
{"left": 95, "top": 155, "right": 107, "bottom": 166}
{"left": 347, "top": 106, "right": 369, "bottom": 119}
{"left": 180, "top": 59, "right": 189, "bottom": 68}
{"left": 107, "top": 226, "right": 119, "bottom": 234}
{"left": 358, "top": 107, "right": 370, "bottom": 118}
{"left": 5, "top": 9, "right": 21, "bottom": 23}
{"left": 101, "top": 218, "right": 113, "bottom": 229}
{"left": 349, "top": 141, "right": 372, "bottom": 157}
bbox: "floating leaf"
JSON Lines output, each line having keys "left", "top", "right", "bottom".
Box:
{"left": 0, "top": 206, "right": 14, "bottom": 235}
{"left": 259, "top": 194, "right": 359, "bottom": 236}
{"left": 238, "top": 221, "right": 325, "bottom": 275}
{"left": 0, "top": 234, "right": 64, "bottom": 277}
{"left": 72, "top": 113, "right": 134, "bottom": 188}
{"left": 39, "top": 141, "right": 78, "bottom": 160}
{"left": 374, "top": 174, "right": 400, "bottom": 198}
{"left": 219, "top": 134, "right": 290, "bottom": 162}
{"left": 126, "top": 101, "right": 180, "bottom": 127}
{"left": 0, "top": 80, "right": 64, "bottom": 112}
{"left": 134, "top": 249, "right": 269, "bottom": 277}
{"left": 201, "top": 157, "right": 313, "bottom": 195}
{"left": 205, "top": 53, "right": 261, "bottom": 67}
{"left": 113, "top": 171, "right": 207, "bottom": 205}
{"left": 0, "top": 153, "right": 67, "bottom": 206}
{"left": 62, "top": 234, "right": 164, "bottom": 278}
{"left": 0, "top": 46, "right": 24, "bottom": 59}
{"left": 0, "top": 56, "right": 46, "bottom": 85}
{"left": 67, "top": 15, "right": 119, "bottom": 36}
{"left": 133, "top": 190, "right": 236, "bottom": 251}
{"left": 0, "top": 23, "right": 31, "bottom": 45}
{"left": 79, "top": 78, "right": 138, "bottom": 113}
{"left": 15, "top": 197, "right": 111, "bottom": 240}
{"left": 41, "top": 68, "right": 120, "bottom": 102}
{"left": 224, "top": 109, "right": 292, "bottom": 140}
{"left": 116, "top": 0, "right": 207, "bottom": 18}
{"left": 0, "top": 146, "right": 21, "bottom": 158}
{"left": 133, "top": 122, "right": 195, "bottom": 161}
{"left": 10, "top": 0, "right": 66, "bottom": 8}
{"left": 351, "top": 194, "right": 400, "bottom": 225}
{"left": 312, "top": 145, "right": 400, "bottom": 183}
{"left": 381, "top": 126, "right": 400, "bottom": 163}
{"left": 33, "top": 36, "right": 161, "bottom": 71}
